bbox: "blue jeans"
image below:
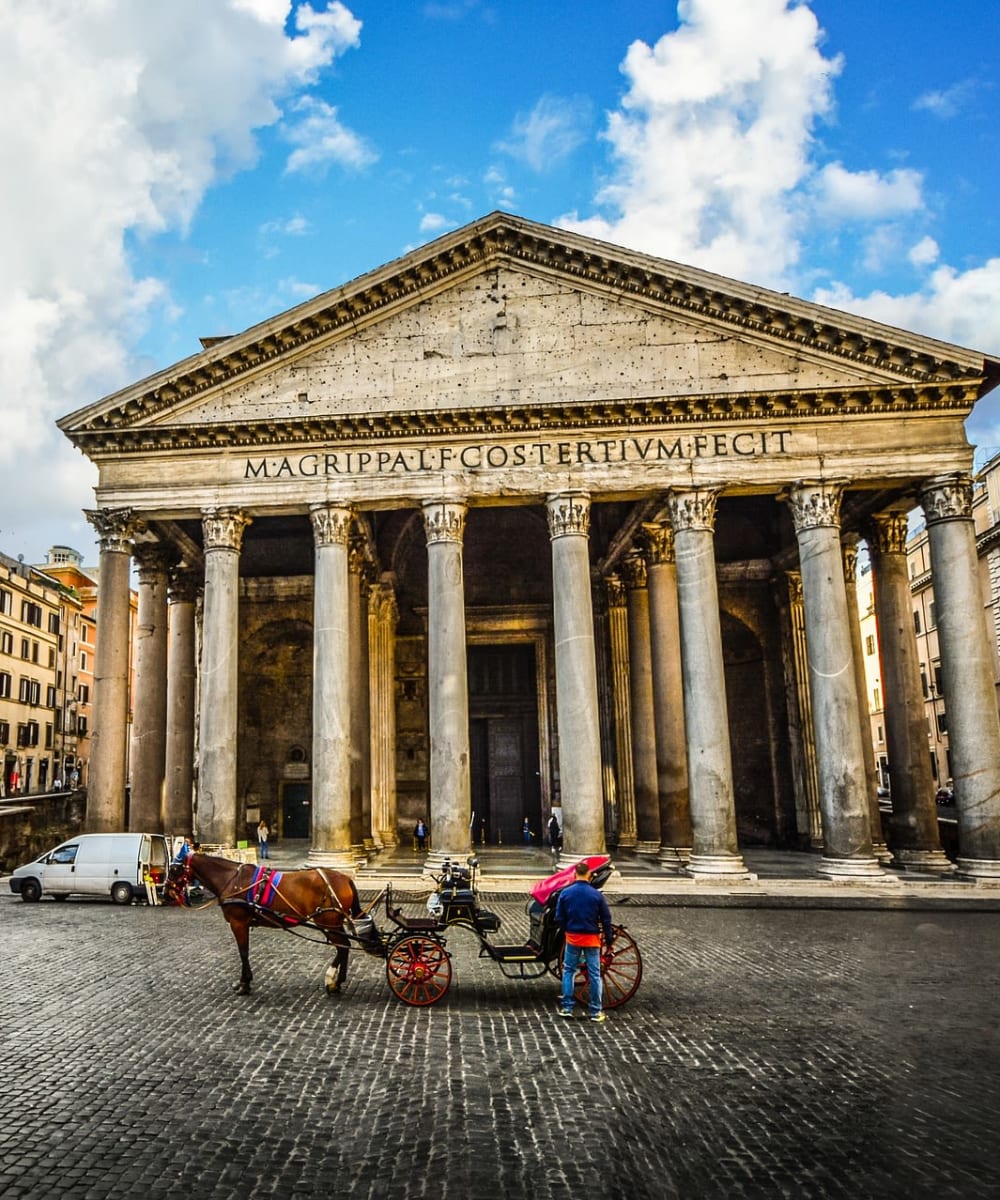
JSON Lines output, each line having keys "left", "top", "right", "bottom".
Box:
{"left": 561, "top": 944, "right": 602, "bottom": 1016}
{"left": 260, "top": 843, "right": 269, "bottom": 859}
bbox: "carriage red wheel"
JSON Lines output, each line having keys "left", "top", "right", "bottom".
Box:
{"left": 564, "top": 925, "right": 642, "bottom": 1010}
{"left": 386, "top": 935, "right": 452, "bottom": 1007}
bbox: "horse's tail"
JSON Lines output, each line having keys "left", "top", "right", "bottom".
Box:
{"left": 348, "top": 877, "right": 362, "bottom": 917}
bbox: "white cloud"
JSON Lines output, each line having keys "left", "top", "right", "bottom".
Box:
{"left": 813, "top": 163, "right": 924, "bottom": 221}
{"left": 908, "top": 236, "right": 939, "bottom": 267}
{"left": 913, "top": 79, "right": 977, "bottom": 119}
{"left": 283, "top": 96, "right": 377, "bottom": 174}
{"left": 497, "top": 94, "right": 591, "bottom": 172}
{"left": 419, "top": 212, "right": 453, "bottom": 233}
{"left": 0, "top": 0, "right": 362, "bottom": 560}
{"left": 260, "top": 213, "right": 312, "bottom": 236}
{"left": 560, "top": 0, "right": 842, "bottom": 286}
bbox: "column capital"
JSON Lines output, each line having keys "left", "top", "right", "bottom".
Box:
{"left": 310, "top": 501, "right": 354, "bottom": 546}
{"left": 621, "top": 551, "right": 648, "bottom": 591}
{"left": 665, "top": 486, "right": 722, "bottom": 533}
{"left": 642, "top": 521, "right": 676, "bottom": 565}
{"left": 132, "top": 543, "right": 172, "bottom": 583}
{"left": 867, "top": 511, "right": 910, "bottom": 558}
{"left": 841, "top": 538, "right": 859, "bottom": 584}
{"left": 605, "top": 573, "right": 627, "bottom": 609}
{"left": 783, "top": 480, "right": 846, "bottom": 533}
{"left": 85, "top": 507, "right": 140, "bottom": 554}
{"left": 919, "top": 472, "right": 974, "bottom": 524}
{"left": 422, "top": 499, "right": 467, "bottom": 544}
{"left": 786, "top": 570, "right": 803, "bottom": 605}
{"left": 167, "top": 565, "right": 202, "bottom": 605}
{"left": 202, "top": 508, "right": 251, "bottom": 552}
{"left": 546, "top": 491, "right": 590, "bottom": 539}
{"left": 369, "top": 581, "right": 399, "bottom": 627}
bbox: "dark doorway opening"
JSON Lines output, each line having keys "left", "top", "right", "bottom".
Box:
{"left": 282, "top": 781, "right": 311, "bottom": 838}
{"left": 468, "top": 644, "right": 541, "bottom": 845}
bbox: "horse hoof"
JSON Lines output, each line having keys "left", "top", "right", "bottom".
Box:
{"left": 325, "top": 982, "right": 340, "bottom": 995}
{"left": 234, "top": 982, "right": 251, "bottom": 995}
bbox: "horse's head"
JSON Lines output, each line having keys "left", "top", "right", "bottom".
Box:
{"left": 167, "top": 856, "right": 195, "bottom": 892}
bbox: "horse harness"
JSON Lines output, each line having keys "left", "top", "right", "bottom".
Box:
{"left": 222, "top": 864, "right": 355, "bottom": 937}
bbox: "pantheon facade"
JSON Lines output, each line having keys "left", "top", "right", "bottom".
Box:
{"left": 60, "top": 213, "right": 1000, "bottom": 879}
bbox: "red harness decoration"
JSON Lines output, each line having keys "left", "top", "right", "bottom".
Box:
{"left": 250, "top": 866, "right": 282, "bottom": 909}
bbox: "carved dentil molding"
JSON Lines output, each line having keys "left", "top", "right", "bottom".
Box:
{"left": 919, "top": 473, "right": 973, "bottom": 524}
{"left": 546, "top": 492, "right": 591, "bottom": 539}
{"left": 309, "top": 502, "right": 354, "bottom": 546}
{"left": 423, "top": 500, "right": 467, "bottom": 545}
{"left": 85, "top": 507, "right": 139, "bottom": 554}
{"left": 784, "top": 480, "right": 846, "bottom": 533}
{"left": 202, "top": 508, "right": 251, "bottom": 552}
{"left": 666, "top": 487, "right": 721, "bottom": 533}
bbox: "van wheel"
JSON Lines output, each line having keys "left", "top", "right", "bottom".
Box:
{"left": 52, "top": 894, "right": 69, "bottom": 902}
{"left": 20, "top": 878, "right": 42, "bottom": 903}
{"left": 110, "top": 881, "right": 133, "bottom": 905}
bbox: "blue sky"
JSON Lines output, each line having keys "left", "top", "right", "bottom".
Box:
{"left": 3, "top": 0, "right": 1000, "bottom": 562}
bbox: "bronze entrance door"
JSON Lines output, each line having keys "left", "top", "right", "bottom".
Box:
{"left": 468, "top": 644, "right": 541, "bottom": 845}
{"left": 281, "top": 781, "right": 311, "bottom": 838}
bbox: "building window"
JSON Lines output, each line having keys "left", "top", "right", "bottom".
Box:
{"left": 21, "top": 601, "right": 43, "bottom": 628}
{"left": 77, "top": 715, "right": 88, "bottom": 737}
{"left": 45, "top": 723, "right": 53, "bottom": 749}
{"left": 20, "top": 638, "right": 30, "bottom": 659}
{"left": 913, "top": 610, "right": 922, "bottom": 634}
{"left": 920, "top": 666, "right": 928, "bottom": 697}
{"left": 78, "top": 684, "right": 90, "bottom": 704}
{"left": 48, "top": 613, "right": 60, "bottom": 634}
{"left": 0, "top": 588, "right": 11, "bottom": 615}
{"left": 865, "top": 634, "right": 875, "bottom": 656}
{"left": 48, "top": 648, "right": 55, "bottom": 668}
{"left": 80, "top": 651, "right": 87, "bottom": 672}
{"left": 0, "top": 720, "right": 8, "bottom": 744}
{"left": 0, "top": 671, "right": 10, "bottom": 698}
{"left": 938, "top": 710, "right": 948, "bottom": 735}
{"left": 929, "top": 601, "right": 937, "bottom": 629}
{"left": 877, "top": 724, "right": 884, "bottom": 743}
{"left": 873, "top": 686, "right": 881, "bottom": 710}
{"left": 46, "top": 685, "right": 57, "bottom": 708}
{"left": 933, "top": 663, "right": 943, "bottom": 694}
{"left": 18, "top": 678, "right": 41, "bottom": 706}
{"left": 0, "top": 631, "right": 11, "bottom": 654}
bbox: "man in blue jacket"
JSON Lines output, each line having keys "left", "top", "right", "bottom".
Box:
{"left": 555, "top": 860, "right": 614, "bottom": 1022}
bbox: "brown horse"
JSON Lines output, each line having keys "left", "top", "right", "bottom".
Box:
{"left": 169, "top": 852, "right": 362, "bottom": 995}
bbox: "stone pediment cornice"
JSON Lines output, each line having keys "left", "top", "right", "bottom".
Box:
{"left": 70, "top": 381, "right": 979, "bottom": 455}
{"left": 59, "top": 211, "right": 999, "bottom": 443}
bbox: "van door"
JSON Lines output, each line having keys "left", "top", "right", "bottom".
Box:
{"left": 42, "top": 842, "right": 80, "bottom": 895}
{"left": 74, "top": 837, "right": 114, "bottom": 895}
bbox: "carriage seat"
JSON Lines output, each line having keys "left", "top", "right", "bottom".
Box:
{"left": 391, "top": 911, "right": 441, "bottom": 932}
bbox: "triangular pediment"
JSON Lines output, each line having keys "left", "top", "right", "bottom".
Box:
{"left": 60, "top": 212, "right": 999, "bottom": 453}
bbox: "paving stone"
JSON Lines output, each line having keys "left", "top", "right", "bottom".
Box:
{"left": 0, "top": 893, "right": 997, "bottom": 1198}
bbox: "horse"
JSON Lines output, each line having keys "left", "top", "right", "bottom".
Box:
{"left": 168, "top": 852, "right": 362, "bottom": 996}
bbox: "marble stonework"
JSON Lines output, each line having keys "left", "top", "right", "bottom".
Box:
{"left": 61, "top": 213, "right": 1000, "bottom": 878}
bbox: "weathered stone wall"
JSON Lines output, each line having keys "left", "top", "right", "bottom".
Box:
{"left": 0, "top": 790, "right": 86, "bottom": 873}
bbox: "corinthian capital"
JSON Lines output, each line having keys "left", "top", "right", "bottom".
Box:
{"left": 310, "top": 502, "right": 354, "bottom": 547}
{"left": 867, "top": 512, "right": 910, "bottom": 558}
{"left": 784, "top": 480, "right": 846, "bottom": 533}
{"left": 546, "top": 492, "right": 590, "bottom": 539}
{"left": 919, "top": 473, "right": 973, "bottom": 525}
{"left": 642, "top": 521, "right": 675, "bottom": 565}
{"left": 605, "top": 574, "right": 627, "bottom": 609}
{"left": 202, "top": 508, "right": 251, "bottom": 552}
{"left": 85, "top": 508, "right": 139, "bottom": 554}
{"left": 423, "top": 499, "right": 467, "bottom": 545}
{"left": 621, "top": 552, "right": 648, "bottom": 591}
{"left": 168, "top": 566, "right": 202, "bottom": 605}
{"left": 132, "top": 543, "right": 171, "bottom": 583}
{"left": 665, "top": 487, "right": 722, "bottom": 533}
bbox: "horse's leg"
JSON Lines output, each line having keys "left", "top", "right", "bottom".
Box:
{"left": 324, "top": 932, "right": 349, "bottom": 995}
{"left": 226, "top": 911, "right": 253, "bottom": 994}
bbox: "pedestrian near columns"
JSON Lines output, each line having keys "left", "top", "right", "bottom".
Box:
{"left": 555, "top": 860, "right": 614, "bottom": 1022}
{"left": 257, "top": 819, "right": 270, "bottom": 860}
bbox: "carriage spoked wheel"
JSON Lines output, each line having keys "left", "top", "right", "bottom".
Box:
{"left": 385, "top": 935, "right": 453, "bottom": 1007}
{"left": 563, "top": 924, "right": 643, "bottom": 1010}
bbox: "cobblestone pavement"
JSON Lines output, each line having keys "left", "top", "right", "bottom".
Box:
{"left": 1, "top": 890, "right": 998, "bottom": 1200}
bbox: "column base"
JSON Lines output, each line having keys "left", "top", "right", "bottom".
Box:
{"left": 872, "top": 840, "right": 894, "bottom": 866}
{"left": 634, "top": 840, "right": 662, "bottom": 856}
{"left": 956, "top": 857, "right": 1000, "bottom": 881}
{"left": 656, "top": 845, "right": 691, "bottom": 872}
{"left": 891, "top": 848, "right": 957, "bottom": 874}
{"left": 818, "top": 855, "right": 885, "bottom": 879}
{"left": 685, "top": 852, "right": 753, "bottom": 881}
{"left": 423, "top": 849, "right": 473, "bottom": 874}
{"left": 616, "top": 834, "right": 638, "bottom": 849}
{"left": 556, "top": 850, "right": 608, "bottom": 870}
{"left": 306, "top": 848, "right": 358, "bottom": 876}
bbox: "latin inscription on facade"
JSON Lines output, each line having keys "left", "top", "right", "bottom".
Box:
{"left": 245, "top": 429, "right": 794, "bottom": 481}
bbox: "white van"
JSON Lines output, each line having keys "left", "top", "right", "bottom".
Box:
{"left": 8, "top": 833, "right": 171, "bottom": 904}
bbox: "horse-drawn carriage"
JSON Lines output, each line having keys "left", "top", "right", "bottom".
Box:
{"left": 169, "top": 851, "right": 642, "bottom": 1010}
